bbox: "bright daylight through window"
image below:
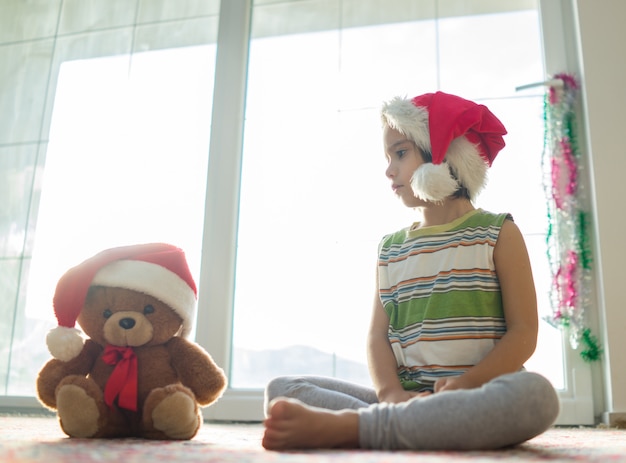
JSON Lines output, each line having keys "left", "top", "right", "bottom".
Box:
{"left": 231, "top": 2, "right": 564, "bottom": 389}
{"left": 9, "top": 1, "right": 565, "bottom": 404}
{"left": 19, "top": 47, "right": 216, "bottom": 395}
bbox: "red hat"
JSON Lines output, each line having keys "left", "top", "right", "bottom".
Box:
{"left": 381, "top": 91, "right": 507, "bottom": 202}
{"left": 47, "top": 243, "right": 197, "bottom": 361}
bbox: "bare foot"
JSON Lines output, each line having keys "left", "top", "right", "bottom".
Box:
{"left": 262, "top": 397, "right": 360, "bottom": 450}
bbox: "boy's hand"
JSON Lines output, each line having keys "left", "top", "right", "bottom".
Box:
{"left": 434, "top": 375, "right": 472, "bottom": 393}
{"left": 378, "top": 389, "right": 432, "bottom": 404}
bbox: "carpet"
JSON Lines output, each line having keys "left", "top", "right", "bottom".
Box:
{"left": 1, "top": 415, "right": 626, "bottom": 462}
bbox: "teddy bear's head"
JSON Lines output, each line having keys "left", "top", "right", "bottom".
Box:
{"left": 46, "top": 243, "right": 198, "bottom": 361}
{"left": 79, "top": 286, "right": 184, "bottom": 348}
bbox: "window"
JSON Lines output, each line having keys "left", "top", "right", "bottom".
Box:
{"left": 23, "top": 45, "right": 216, "bottom": 387}
{"left": 232, "top": 0, "right": 562, "bottom": 390}
{"left": 0, "top": 1, "right": 220, "bottom": 403}
{"left": 206, "top": 0, "right": 592, "bottom": 423}
{"left": 1, "top": 0, "right": 594, "bottom": 425}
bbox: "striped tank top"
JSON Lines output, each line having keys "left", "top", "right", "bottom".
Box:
{"left": 378, "top": 209, "right": 512, "bottom": 391}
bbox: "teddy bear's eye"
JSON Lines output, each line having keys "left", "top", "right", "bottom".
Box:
{"left": 143, "top": 304, "right": 155, "bottom": 315}
{"left": 103, "top": 309, "right": 113, "bottom": 319}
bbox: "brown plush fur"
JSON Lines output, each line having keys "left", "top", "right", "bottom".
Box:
{"left": 37, "top": 286, "right": 227, "bottom": 439}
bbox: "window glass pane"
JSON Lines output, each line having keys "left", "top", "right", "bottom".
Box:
{"left": 1, "top": 0, "right": 220, "bottom": 399}
{"left": 15, "top": 45, "right": 216, "bottom": 396}
{"left": 232, "top": 0, "right": 564, "bottom": 389}
{"left": 439, "top": 9, "right": 544, "bottom": 98}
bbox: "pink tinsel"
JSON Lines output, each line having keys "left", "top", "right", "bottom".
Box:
{"left": 553, "top": 251, "right": 579, "bottom": 318}
{"left": 564, "top": 250, "right": 579, "bottom": 310}
{"left": 551, "top": 138, "right": 577, "bottom": 210}
{"left": 561, "top": 138, "right": 577, "bottom": 196}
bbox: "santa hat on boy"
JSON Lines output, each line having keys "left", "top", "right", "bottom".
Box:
{"left": 46, "top": 243, "right": 198, "bottom": 361}
{"left": 381, "top": 91, "right": 507, "bottom": 202}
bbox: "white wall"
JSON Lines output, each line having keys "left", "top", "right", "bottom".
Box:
{"left": 574, "top": 0, "right": 626, "bottom": 424}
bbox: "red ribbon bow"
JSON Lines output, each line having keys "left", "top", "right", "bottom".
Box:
{"left": 102, "top": 345, "right": 138, "bottom": 411}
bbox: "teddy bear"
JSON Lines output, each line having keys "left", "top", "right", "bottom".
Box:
{"left": 36, "top": 243, "right": 227, "bottom": 439}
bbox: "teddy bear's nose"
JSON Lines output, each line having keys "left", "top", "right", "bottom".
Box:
{"left": 119, "top": 318, "right": 136, "bottom": 330}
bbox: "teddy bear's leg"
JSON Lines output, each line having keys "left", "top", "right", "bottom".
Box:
{"left": 55, "top": 375, "right": 108, "bottom": 438}
{"left": 56, "top": 375, "right": 131, "bottom": 438}
{"left": 142, "top": 384, "right": 201, "bottom": 440}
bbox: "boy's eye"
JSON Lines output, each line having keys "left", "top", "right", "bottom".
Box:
{"left": 103, "top": 309, "right": 113, "bottom": 319}
{"left": 396, "top": 149, "right": 406, "bottom": 158}
{"left": 143, "top": 305, "right": 155, "bottom": 315}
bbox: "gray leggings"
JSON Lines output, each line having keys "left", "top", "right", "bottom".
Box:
{"left": 265, "top": 371, "right": 560, "bottom": 450}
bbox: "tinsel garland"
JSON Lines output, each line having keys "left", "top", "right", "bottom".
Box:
{"left": 542, "top": 73, "right": 601, "bottom": 362}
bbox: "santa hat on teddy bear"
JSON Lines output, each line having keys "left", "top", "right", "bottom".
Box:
{"left": 47, "top": 243, "right": 198, "bottom": 362}
{"left": 380, "top": 91, "right": 507, "bottom": 202}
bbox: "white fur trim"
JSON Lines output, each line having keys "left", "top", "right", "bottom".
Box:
{"left": 381, "top": 97, "right": 431, "bottom": 153}
{"left": 91, "top": 260, "right": 197, "bottom": 337}
{"left": 411, "top": 163, "right": 459, "bottom": 203}
{"left": 46, "top": 326, "right": 85, "bottom": 361}
{"left": 446, "top": 137, "right": 489, "bottom": 201}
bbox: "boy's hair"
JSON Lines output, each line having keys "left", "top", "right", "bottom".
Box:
{"left": 381, "top": 92, "right": 507, "bottom": 202}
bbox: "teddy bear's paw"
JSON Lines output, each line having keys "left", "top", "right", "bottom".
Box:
{"left": 150, "top": 388, "right": 201, "bottom": 440}
{"left": 57, "top": 384, "right": 101, "bottom": 438}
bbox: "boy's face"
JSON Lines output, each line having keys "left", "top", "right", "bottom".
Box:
{"left": 383, "top": 125, "right": 427, "bottom": 208}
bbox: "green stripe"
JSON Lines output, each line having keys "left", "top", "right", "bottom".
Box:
{"left": 385, "top": 289, "right": 504, "bottom": 328}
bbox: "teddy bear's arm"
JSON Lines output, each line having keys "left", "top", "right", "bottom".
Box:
{"left": 167, "top": 337, "right": 227, "bottom": 406}
{"left": 36, "top": 339, "right": 102, "bottom": 409}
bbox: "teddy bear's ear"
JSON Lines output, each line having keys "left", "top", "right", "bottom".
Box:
{"left": 46, "top": 326, "right": 85, "bottom": 361}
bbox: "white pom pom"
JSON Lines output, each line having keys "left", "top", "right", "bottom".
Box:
{"left": 411, "top": 163, "right": 459, "bottom": 203}
{"left": 46, "top": 326, "right": 85, "bottom": 362}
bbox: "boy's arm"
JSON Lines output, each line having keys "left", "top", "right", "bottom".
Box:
{"left": 367, "top": 268, "right": 427, "bottom": 403}
{"left": 435, "top": 219, "right": 539, "bottom": 392}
